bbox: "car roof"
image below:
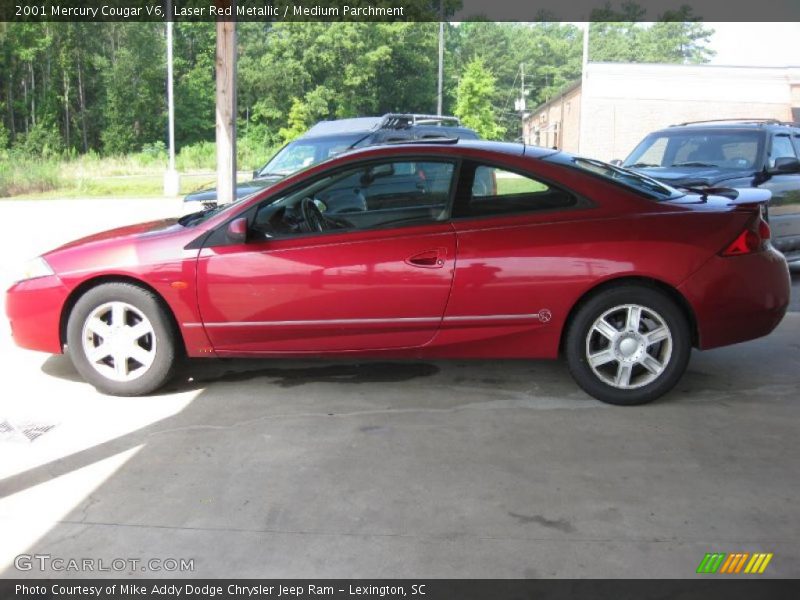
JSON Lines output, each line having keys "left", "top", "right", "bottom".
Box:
{"left": 651, "top": 121, "right": 799, "bottom": 135}
{"left": 304, "top": 118, "right": 384, "bottom": 136}
{"left": 334, "top": 139, "right": 557, "bottom": 160}
{"left": 302, "top": 115, "right": 480, "bottom": 139}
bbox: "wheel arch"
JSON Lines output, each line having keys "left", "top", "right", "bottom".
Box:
{"left": 558, "top": 276, "right": 699, "bottom": 354}
{"left": 59, "top": 275, "right": 186, "bottom": 354}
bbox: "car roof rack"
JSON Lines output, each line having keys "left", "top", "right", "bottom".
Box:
{"left": 379, "top": 113, "right": 462, "bottom": 129}
{"left": 670, "top": 118, "right": 783, "bottom": 127}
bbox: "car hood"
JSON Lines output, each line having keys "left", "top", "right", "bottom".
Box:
{"left": 47, "top": 218, "right": 183, "bottom": 254}
{"left": 627, "top": 166, "right": 754, "bottom": 188}
{"left": 184, "top": 175, "right": 284, "bottom": 203}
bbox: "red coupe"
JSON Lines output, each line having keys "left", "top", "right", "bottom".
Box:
{"left": 5, "top": 141, "right": 791, "bottom": 405}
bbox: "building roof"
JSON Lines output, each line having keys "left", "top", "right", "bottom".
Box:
{"left": 528, "top": 79, "right": 581, "bottom": 119}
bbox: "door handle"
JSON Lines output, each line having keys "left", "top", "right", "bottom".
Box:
{"left": 406, "top": 248, "right": 446, "bottom": 268}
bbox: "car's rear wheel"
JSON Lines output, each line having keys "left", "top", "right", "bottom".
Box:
{"left": 66, "top": 283, "right": 178, "bottom": 396}
{"left": 565, "top": 285, "right": 691, "bottom": 405}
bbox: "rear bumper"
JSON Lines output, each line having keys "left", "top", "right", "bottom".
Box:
{"left": 6, "top": 275, "right": 69, "bottom": 354}
{"left": 679, "top": 247, "right": 790, "bottom": 350}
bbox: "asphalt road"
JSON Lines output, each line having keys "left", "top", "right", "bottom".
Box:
{"left": 791, "top": 263, "right": 800, "bottom": 312}
{"left": 0, "top": 198, "right": 798, "bottom": 578}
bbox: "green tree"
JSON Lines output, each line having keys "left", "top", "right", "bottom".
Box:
{"left": 454, "top": 21, "right": 582, "bottom": 139}
{"left": 454, "top": 58, "right": 505, "bottom": 140}
{"left": 278, "top": 87, "right": 333, "bottom": 143}
{"left": 97, "top": 23, "right": 166, "bottom": 154}
{"left": 589, "top": 2, "right": 714, "bottom": 63}
{"left": 173, "top": 22, "right": 216, "bottom": 148}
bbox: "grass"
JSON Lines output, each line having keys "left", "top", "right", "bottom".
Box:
{"left": 0, "top": 142, "right": 276, "bottom": 200}
{"left": 495, "top": 176, "right": 548, "bottom": 195}
{"left": 0, "top": 158, "right": 63, "bottom": 197}
{"left": 9, "top": 174, "right": 220, "bottom": 199}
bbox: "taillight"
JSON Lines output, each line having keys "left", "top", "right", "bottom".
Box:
{"left": 720, "top": 216, "right": 769, "bottom": 257}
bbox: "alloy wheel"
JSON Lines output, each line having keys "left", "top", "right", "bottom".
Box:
{"left": 585, "top": 303, "right": 673, "bottom": 390}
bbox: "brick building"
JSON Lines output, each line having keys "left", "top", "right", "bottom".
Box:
{"left": 522, "top": 62, "right": 800, "bottom": 161}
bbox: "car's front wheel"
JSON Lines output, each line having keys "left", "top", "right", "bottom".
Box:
{"left": 66, "top": 283, "right": 178, "bottom": 396}
{"left": 565, "top": 285, "right": 691, "bottom": 405}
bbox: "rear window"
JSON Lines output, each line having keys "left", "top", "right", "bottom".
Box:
{"left": 545, "top": 154, "right": 683, "bottom": 201}
{"left": 455, "top": 162, "right": 577, "bottom": 218}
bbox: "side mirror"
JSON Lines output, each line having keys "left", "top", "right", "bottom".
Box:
{"left": 609, "top": 159, "right": 623, "bottom": 166}
{"left": 252, "top": 170, "right": 260, "bottom": 179}
{"left": 226, "top": 217, "right": 248, "bottom": 243}
{"left": 771, "top": 157, "right": 800, "bottom": 174}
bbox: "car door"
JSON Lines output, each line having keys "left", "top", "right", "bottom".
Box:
{"left": 195, "top": 158, "right": 458, "bottom": 354}
{"left": 760, "top": 132, "right": 800, "bottom": 256}
{"left": 442, "top": 160, "right": 590, "bottom": 356}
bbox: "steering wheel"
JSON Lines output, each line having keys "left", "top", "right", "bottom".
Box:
{"left": 300, "top": 197, "right": 327, "bottom": 233}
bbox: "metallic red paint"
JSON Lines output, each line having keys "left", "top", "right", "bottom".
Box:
{"left": 5, "top": 141, "right": 791, "bottom": 366}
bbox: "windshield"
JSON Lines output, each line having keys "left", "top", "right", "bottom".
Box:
{"left": 545, "top": 154, "right": 683, "bottom": 200}
{"left": 256, "top": 133, "right": 368, "bottom": 177}
{"left": 624, "top": 130, "right": 764, "bottom": 170}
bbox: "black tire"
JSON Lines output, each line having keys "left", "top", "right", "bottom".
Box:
{"left": 565, "top": 285, "right": 691, "bottom": 406}
{"left": 66, "top": 283, "right": 178, "bottom": 396}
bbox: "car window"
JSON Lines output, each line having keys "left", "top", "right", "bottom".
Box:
{"left": 461, "top": 164, "right": 575, "bottom": 217}
{"left": 253, "top": 160, "right": 456, "bottom": 237}
{"left": 257, "top": 133, "right": 366, "bottom": 177}
{"left": 625, "top": 130, "right": 763, "bottom": 170}
{"left": 770, "top": 134, "right": 798, "bottom": 168}
{"left": 630, "top": 137, "right": 668, "bottom": 167}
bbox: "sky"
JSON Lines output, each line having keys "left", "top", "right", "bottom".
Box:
{"left": 706, "top": 23, "right": 800, "bottom": 67}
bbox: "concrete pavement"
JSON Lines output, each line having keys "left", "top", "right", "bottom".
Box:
{"left": 0, "top": 197, "right": 798, "bottom": 578}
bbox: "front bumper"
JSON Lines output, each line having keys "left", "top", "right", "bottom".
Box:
{"left": 6, "top": 275, "right": 70, "bottom": 354}
{"left": 679, "top": 247, "right": 790, "bottom": 350}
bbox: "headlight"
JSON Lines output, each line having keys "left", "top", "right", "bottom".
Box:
{"left": 15, "top": 257, "right": 55, "bottom": 283}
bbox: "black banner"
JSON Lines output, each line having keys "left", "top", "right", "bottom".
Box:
{"left": 2, "top": 580, "right": 800, "bottom": 600}
{"left": 2, "top": 0, "right": 800, "bottom": 22}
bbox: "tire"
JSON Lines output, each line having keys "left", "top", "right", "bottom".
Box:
{"left": 565, "top": 285, "right": 691, "bottom": 406}
{"left": 66, "top": 283, "right": 178, "bottom": 396}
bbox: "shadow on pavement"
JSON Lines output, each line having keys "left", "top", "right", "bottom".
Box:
{"left": 3, "top": 316, "right": 799, "bottom": 577}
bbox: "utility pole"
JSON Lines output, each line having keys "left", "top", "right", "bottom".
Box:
{"left": 216, "top": 4, "right": 237, "bottom": 205}
{"left": 515, "top": 63, "right": 528, "bottom": 143}
{"left": 163, "top": 0, "right": 180, "bottom": 196}
{"left": 436, "top": 0, "right": 444, "bottom": 116}
{"left": 578, "top": 22, "right": 589, "bottom": 154}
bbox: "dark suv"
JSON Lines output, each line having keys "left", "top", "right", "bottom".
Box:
{"left": 184, "top": 113, "right": 479, "bottom": 211}
{"left": 621, "top": 119, "right": 800, "bottom": 262}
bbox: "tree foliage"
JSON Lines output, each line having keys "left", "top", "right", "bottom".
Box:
{"left": 454, "top": 58, "right": 505, "bottom": 140}
{"left": 0, "top": 11, "right": 714, "bottom": 157}
{"left": 589, "top": 3, "right": 714, "bottom": 63}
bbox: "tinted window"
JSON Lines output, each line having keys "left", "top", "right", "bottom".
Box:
{"left": 770, "top": 135, "right": 798, "bottom": 168}
{"left": 253, "top": 160, "right": 456, "bottom": 237}
{"left": 461, "top": 164, "right": 575, "bottom": 217}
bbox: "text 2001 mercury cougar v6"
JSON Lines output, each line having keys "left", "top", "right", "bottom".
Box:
{"left": 6, "top": 141, "right": 790, "bottom": 405}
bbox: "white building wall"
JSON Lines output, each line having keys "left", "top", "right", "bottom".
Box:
{"left": 579, "top": 63, "right": 796, "bottom": 161}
